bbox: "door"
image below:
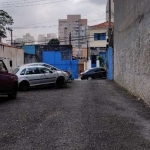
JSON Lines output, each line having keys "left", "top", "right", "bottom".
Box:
{"left": 25, "top": 67, "right": 42, "bottom": 86}
{"left": 39, "top": 67, "right": 56, "bottom": 84}
{"left": 0, "top": 60, "right": 11, "bottom": 92}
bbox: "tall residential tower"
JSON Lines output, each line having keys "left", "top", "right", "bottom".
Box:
{"left": 58, "top": 15, "right": 88, "bottom": 49}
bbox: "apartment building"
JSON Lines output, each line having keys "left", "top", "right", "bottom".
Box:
{"left": 23, "top": 33, "right": 35, "bottom": 43}
{"left": 58, "top": 15, "right": 88, "bottom": 49}
{"left": 47, "top": 33, "right": 57, "bottom": 41}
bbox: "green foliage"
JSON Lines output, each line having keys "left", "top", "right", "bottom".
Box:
{"left": 98, "top": 56, "right": 104, "bottom": 67}
{"left": 0, "top": 10, "right": 13, "bottom": 39}
{"left": 48, "top": 38, "right": 60, "bottom": 45}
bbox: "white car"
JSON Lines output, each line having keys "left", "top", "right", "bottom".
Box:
{"left": 21, "top": 62, "right": 72, "bottom": 79}
{"left": 12, "top": 65, "right": 69, "bottom": 91}
{"left": 22, "top": 62, "right": 60, "bottom": 71}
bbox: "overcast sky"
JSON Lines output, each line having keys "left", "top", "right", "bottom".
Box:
{"left": 0, "top": 0, "right": 107, "bottom": 43}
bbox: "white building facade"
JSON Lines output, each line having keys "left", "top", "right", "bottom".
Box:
{"left": 58, "top": 15, "right": 88, "bottom": 49}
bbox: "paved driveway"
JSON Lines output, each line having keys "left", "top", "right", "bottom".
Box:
{"left": 0, "top": 80, "right": 150, "bottom": 150}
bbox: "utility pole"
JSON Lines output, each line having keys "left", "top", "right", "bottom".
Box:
{"left": 108, "top": 0, "right": 111, "bottom": 46}
{"left": 87, "top": 40, "right": 89, "bottom": 60}
{"left": 69, "top": 32, "right": 71, "bottom": 45}
{"left": 6, "top": 27, "right": 13, "bottom": 45}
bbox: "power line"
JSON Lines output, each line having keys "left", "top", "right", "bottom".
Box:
{"left": 11, "top": 11, "right": 105, "bottom": 27}
{"left": 1, "top": 0, "right": 53, "bottom": 5}
{"left": 10, "top": 32, "right": 108, "bottom": 44}
{"left": 0, "top": 0, "right": 69, "bottom": 8}
{"left": 10, "top": 18, "right": 106, "bottom": 29}
{"left": 1, "top": 0, "right": 32, "bottom": 4}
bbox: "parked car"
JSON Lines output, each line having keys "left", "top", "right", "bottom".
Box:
{"left": 12, "top": 65, "right": 69, "bottom": 91}
{"left": 21, "top": 63, "right": 73, "bottom": 80}
{"left": 0, "top": 58, "right": 18, "bottom": 99}
{"left": 80, "top": 67, "right": 107, "bottom": 80}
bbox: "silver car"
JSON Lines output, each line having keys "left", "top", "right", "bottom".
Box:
{"left": 22, "top": 62, "right": 60, "bottom": 71}
{"left": 21, "top": 63, "right": 72, "bottom": 80}
{"left": 12, "top": 65, "right": 69, "bottom": 91}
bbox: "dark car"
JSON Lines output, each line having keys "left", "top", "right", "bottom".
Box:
{"left": 0, "top": 58, "right": 18, "bottom": 99}
{"left": 80, "top": 67, "right": 107, "bottom": 80}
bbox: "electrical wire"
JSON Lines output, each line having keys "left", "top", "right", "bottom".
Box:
{"left": 10, "top": 33, "right": 108, "bottom": 44}
{"left": 2, "top": 0, "right": 55, "bottom": 5}
{"left": 10, "top": 18, "right": 106, "bottom": 29}
{"left": 0, "top": 0, "right": 69, "bottom": 8}
{"left": 11, "top": 11, "right": 105, "bottom": 27}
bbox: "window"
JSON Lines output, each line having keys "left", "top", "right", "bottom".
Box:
{"left": 26, "top": 67, "right": 40, "bottom": 75}
{"left": 100, "top": 68, "right": 105, "bottom": 72}
{"left": 20, "top": 69, "right": 26, "bottom": 75}
{"left": 95, "top": 68, "right": 100, "bottom": 72}
{"left": 42, "top": 64, "right": 52, "bottom": 69}
{"left": 0, "top": 61, "right": 7, "bottom": 71}
{"left": 51, "top": 67, "right": 57, "bottom": 71}
{"left": 94, "top": 33, "right": 106, "bottom": 41}
{"left": 39, "top": 68, "right": 53, "bottom": 74}
{"left": 12, "top": 68, "right": 19, "bottom": 74}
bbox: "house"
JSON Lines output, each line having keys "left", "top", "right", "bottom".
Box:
{"left": 88, "top": 21, "right": 114, "bottom": 69}
{"left": 0, "top": 42, "right": 24, "bottom": 72}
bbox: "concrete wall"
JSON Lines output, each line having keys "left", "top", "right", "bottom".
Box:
{"left": 114, "top": 0, "right": 150, "bottom": 103}
{"left": 24, "top": 53, "right": 38, "bottom": 64}
{"left": 0, "top": 43, "right": 24, "bottom": 72}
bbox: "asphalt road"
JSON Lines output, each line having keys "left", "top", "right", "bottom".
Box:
{"left": 0, "top": 80, "right": 150, "bottom": 150}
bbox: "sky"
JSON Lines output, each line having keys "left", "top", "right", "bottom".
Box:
{"left": 0, "top": 0, "right": 107, "bottom": 43}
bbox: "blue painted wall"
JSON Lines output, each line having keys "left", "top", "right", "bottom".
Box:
{"left": 99, "top": 52, "right": 106, "bottom": 67}
{"left": 43, "top": 51, "right": 78, "bottom": 79}
{"left": 23, "top": 45, "right": 36, "bottom": 54}
{"left": 107, "top": 47, "right": 113, "bottom": 80}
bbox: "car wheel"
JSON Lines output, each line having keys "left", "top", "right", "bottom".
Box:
{"left": 91, "top": 74, "right": 96, "bottom": 79}
{"left": 19, "top": 81, "right": 29, "bottom": 91}
{"left": 8, "top": 84, "right": 18, "bottom": 99}
{"left": 56, "top": 77, "right": 66, "bottom": 88}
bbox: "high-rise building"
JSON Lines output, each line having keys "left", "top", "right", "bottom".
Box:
{"left": 47, "top": 33, "right": 57, "bottom": 41}
{"left": 14, "top": 38, "right": 23, "bottom": 44}
{"left": 38, "top": 34, "right": 46, "bottom": 43}
{"left": 23, "top": 33, "right": 35, "bottom": 43}
{"left": 58, "top": 15, "right": 88, "bottom": 49}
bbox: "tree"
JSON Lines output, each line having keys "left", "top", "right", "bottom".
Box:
{"left": 98, "top": 56, "right": 104, "bottom": 67}
{"left": 48, "top": 38, "right": 60, "bottom": 45}
{"left": 0, "top": 10, "right": 13, "bottom": 41}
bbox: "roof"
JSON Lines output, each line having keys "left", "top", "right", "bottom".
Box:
{"left": 0, "top": 42, "right": 22, "bottom": 49}
{"left": 90, "top": 21, "right": 114, "bottom": 29}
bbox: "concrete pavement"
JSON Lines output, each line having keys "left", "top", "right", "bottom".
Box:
{"left": 0, "top": 80, "right": 150, "bottom": 150}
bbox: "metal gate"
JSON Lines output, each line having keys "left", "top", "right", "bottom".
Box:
{"left": 43, "top": 51, "right": 78, "bottom": 79}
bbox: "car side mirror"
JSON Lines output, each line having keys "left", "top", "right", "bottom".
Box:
{"left": 10, "top": 60, "right": 12, "bottom": 67}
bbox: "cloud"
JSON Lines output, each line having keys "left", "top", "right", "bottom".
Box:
{"left": 0, "top": 0, "right": 107, "bottom": 43}
{"left": 78, "top": 0, "right": 107, "bottom": 5}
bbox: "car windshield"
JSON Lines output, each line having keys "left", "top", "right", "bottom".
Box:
{"left": 84, "top": 69, "right": 90, "bottom": 73}
{"left": 12, "top": 68, "right": 20, "bottom": 74}
{"left": 42, "top": 64, "right": 59, "bottom": 71}
{"left": 85, "top": 69, "right": 94, "bottom": 73}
